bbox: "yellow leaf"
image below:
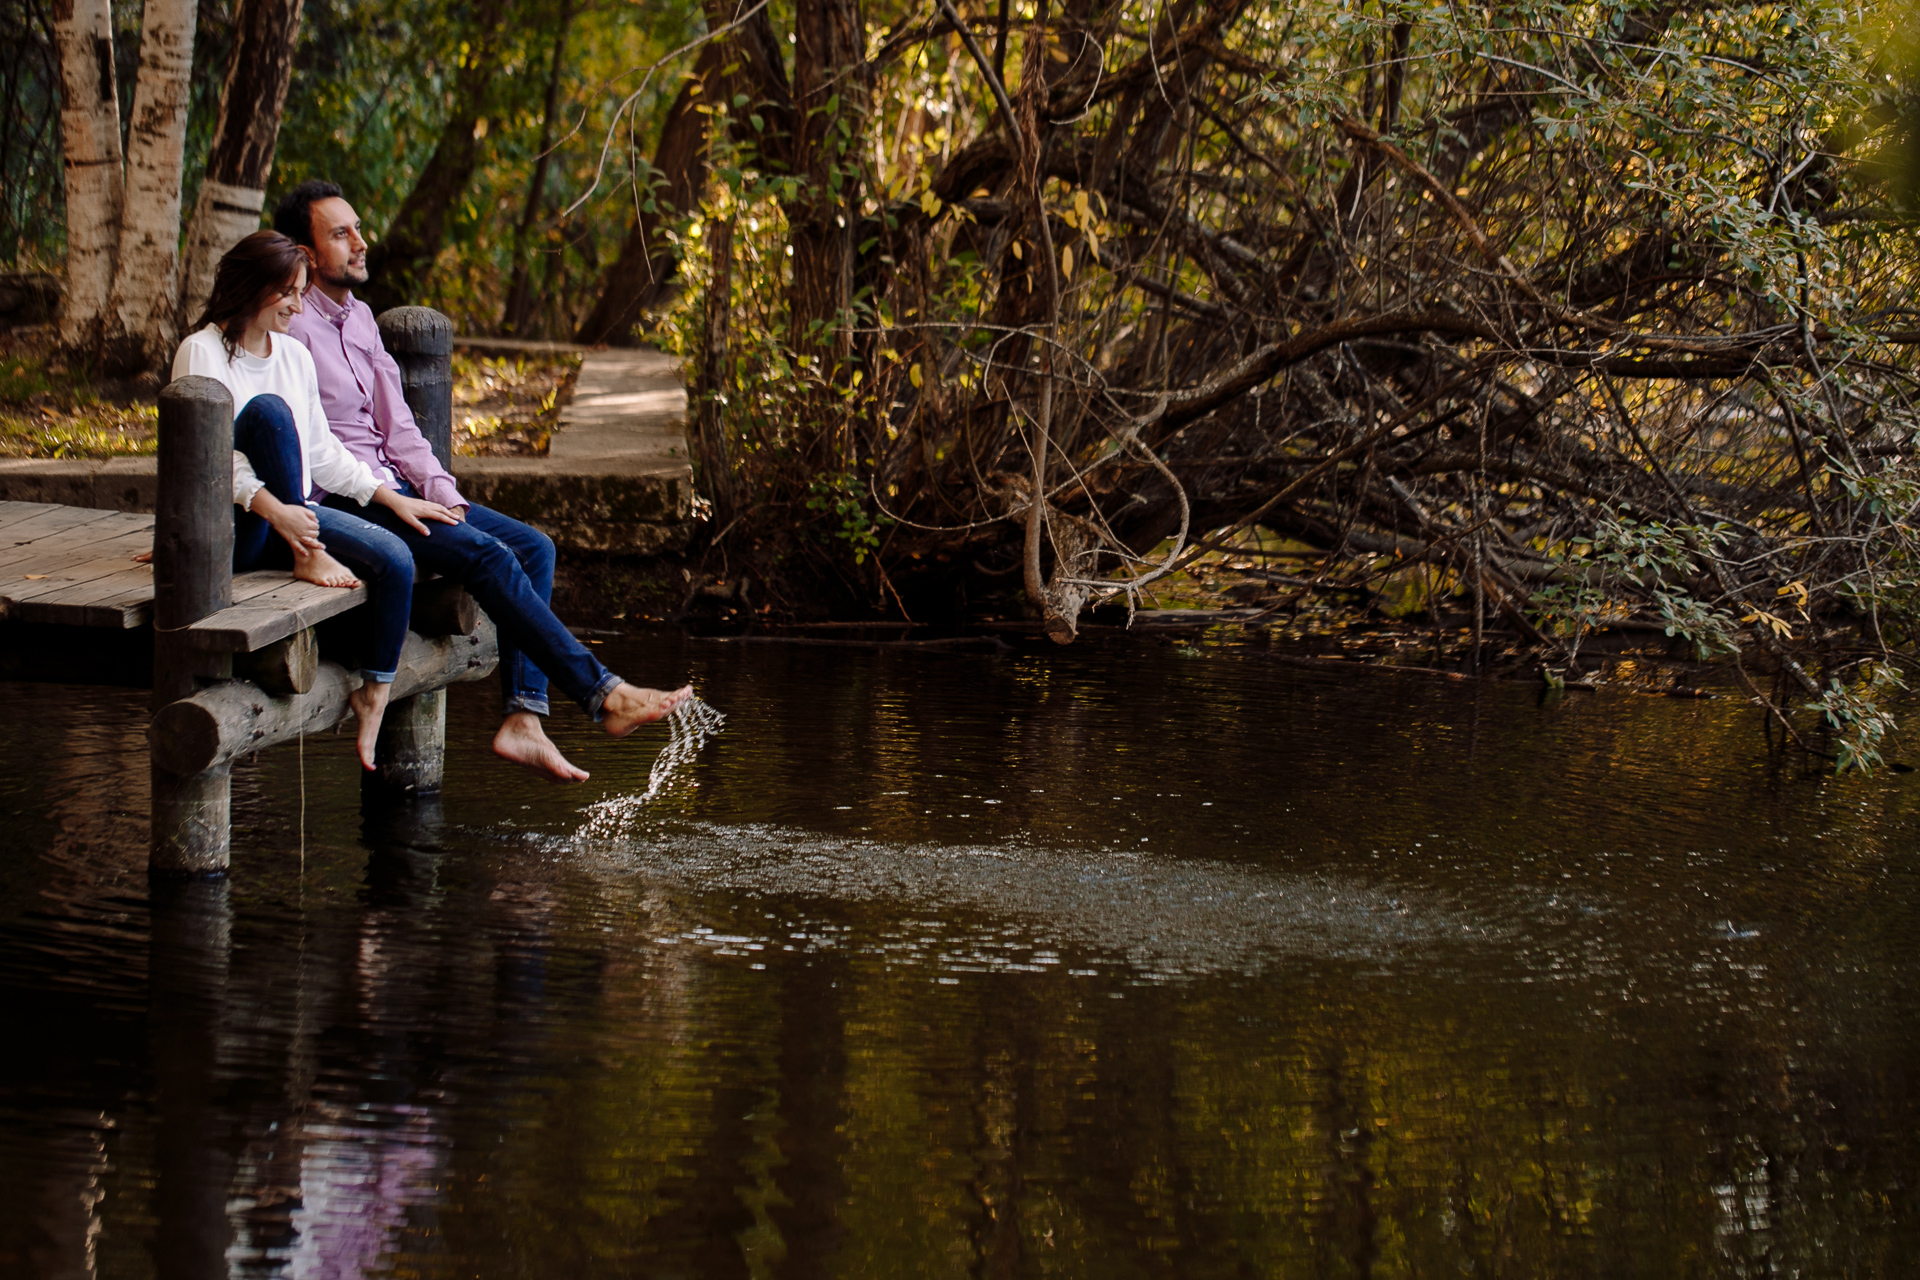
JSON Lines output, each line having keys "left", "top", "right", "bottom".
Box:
{"left": 1073, "top": 190, "right": 1090, "bottom": 223}
{"left": 919, "top": 190, "right": 942, "bottom": 218}
{"left": 1010, "top": 240, "right": 1023, "bottom": 260}
{"left": 1049, "top": 42, "right": 1069, "bottom": 62}
{"left": 23, "top": 574, "right": 48, "bottom": 580}
{"left": 1061, "top": 246, "right": 1073, "bottom": 280}
{"left": 1085, "top": 227, "right": 1100, "bottom": 263}
{"left": 910, "top": 363, "right": 924, "bottom": 388}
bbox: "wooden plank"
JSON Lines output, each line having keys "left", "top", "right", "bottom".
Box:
{"left": 0, "top": 504, "right": 131, "bottom": 546}
{"left": 10, "top": 567, "right": 157, "bottom": 628}
{"left": 0, "top": 500, "right": 67, "bottom": 533}
{"left": 185, "top": 574, "right": 370, "bottom": 652}
{"left": 5, "top": 559, "right": 154, "bottom": 619}
{"left": 0, "top": 525, "right": 157, "bottom": 606}
{"left": 0, "top": 513, "right": 154, "bottom": 575}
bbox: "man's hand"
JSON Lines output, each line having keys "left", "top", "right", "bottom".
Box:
{"left": 373, "top": 486, "right": 461, "bottom": 536}
{"left": 250, "top": 489, "right": 325, "bottom": 555}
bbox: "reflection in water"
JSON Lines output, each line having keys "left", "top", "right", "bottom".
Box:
{"left": 3, "top": 633, "right": 1920, "bottom": 1277}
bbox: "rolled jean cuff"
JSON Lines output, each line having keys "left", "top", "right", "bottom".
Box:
{"left": 503, "top": 693, "right": 551, "bottom": 717}
{"left": 583, "top": 671, "right": 624, "bottom": 722}
{"left": 361, "top": 668, "right": 397, "bottom": 684}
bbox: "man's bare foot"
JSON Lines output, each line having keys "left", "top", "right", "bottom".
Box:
{"left": 293, "top": 547, "right": 362, "bottom": 589}
{"left": 493, "top": 711, "right": 590, "bottom": 783}
{"left": 601, "top": 683, "right": 693, "bottom": 737}
{"left": 347, "top": 678, "right": 391, "bottom": 771}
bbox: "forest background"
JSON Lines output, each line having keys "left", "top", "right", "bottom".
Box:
{"left": 3, "top": 0, "right": 1920, "bottom": 765}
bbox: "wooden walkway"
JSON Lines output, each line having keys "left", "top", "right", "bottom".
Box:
{"left": 0, "top": 498, "right": 367, "bottom": 648}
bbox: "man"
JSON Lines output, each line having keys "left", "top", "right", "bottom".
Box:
{"left": 274, "top": 179, "right": 686, "bottom": 782}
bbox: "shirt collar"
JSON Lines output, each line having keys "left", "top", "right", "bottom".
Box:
{"left": 305, "top": 285, "right": 353, "bottom": 328}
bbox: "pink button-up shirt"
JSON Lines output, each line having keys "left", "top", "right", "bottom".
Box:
{"left": 287, "top": 287, "right": 467, "bottom": 510}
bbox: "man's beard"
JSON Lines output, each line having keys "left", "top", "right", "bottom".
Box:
{"left": 319, "top": 260, "right": 368, "bottom": 289}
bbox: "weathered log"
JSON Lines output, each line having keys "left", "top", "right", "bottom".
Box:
{"left": 232, "top": 625, "right": 317, "bottom": 696}
{"left": 411, "top": 576, "right": 478, "bottom": 638}
{"left": 150, "top": 620, "right": 497, "bottom": 777}
{"left": 377, "top": 307, "right": 455, "bottom": 468}
{"left": 368, "top": 689, "right": 447, "bottom": 794}
{"left": 151, "top": 376, "right": 236, "bottom": 875}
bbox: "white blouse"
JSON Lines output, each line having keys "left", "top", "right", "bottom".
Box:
{"left": 171, "top": 324, "right": 382, "bottom": 510}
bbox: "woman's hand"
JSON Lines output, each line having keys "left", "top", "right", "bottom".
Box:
{"left": 250, "top": 489, "right": 325, "bottom": 556}
{"left": 372, "top": 486, "right": 462, "bottom": 536}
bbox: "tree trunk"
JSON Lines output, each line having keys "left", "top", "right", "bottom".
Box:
{"left": 51, "top": 0, "right": 123, "bottom": 351}
{"left": 177, "top": 0, "right": 305, "bottom": 328}
{"left": 785, "top": 0, "right": 865, "bottom": 364}
{"left": 573, "top": 42, "right": 720, "bottom": 347}
{"left": 690, "top": 212, "right": 736, "bottom": 516}
{"left": 358, "top": 0, "right": 508, "bottom": 315}
{"left": 500, "top": 0, "right": 573, "bottom": 337}
{"left": 100, "top": 0, "right": 197, "bottom": 375}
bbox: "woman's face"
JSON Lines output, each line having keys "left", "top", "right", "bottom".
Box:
{"left": 255, "top": 263, "right": 308, "bottom": 335}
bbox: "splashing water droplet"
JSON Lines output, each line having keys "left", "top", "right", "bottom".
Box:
{"left": 578, "top": 695, "right": 726, "bottom": 841}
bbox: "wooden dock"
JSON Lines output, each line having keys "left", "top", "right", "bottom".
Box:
{"left": 0, "top": 498, "right": 371, "bottom": 635}
{"left": 0, "top": 307, "right": 499, "bottom": 875}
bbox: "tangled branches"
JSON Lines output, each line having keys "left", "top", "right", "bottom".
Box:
{"left": 671, "top": 0, "right": 1920, "bottom": 762}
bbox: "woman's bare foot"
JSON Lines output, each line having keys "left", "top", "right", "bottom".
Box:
{"left": 493, "top": 712, "right": 590, "bottom": 783}
{"left": 347, "top": 678, "right": 392, "bottom": 771}
{"left": 601, "top": 683, "right": 693, "bottom": 737}
{"left": 293, "top": 547, "right": 362, "bottom": 589}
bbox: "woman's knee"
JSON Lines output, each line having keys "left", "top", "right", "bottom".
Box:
{"left": 234, "top": 393, "right": 295, "bottom": 438}
{"left": 363, "top": 525, "right": 415, "bottom": 584}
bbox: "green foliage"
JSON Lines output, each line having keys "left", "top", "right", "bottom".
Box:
{"left": 1809, "top": 662, "right": 1908, "bottom": 772}
{"left": 805, "top": 469, "right": 888, "bottom": 564}
{"left": 1532, "top": 513, "right": 1741, "bottom": 659}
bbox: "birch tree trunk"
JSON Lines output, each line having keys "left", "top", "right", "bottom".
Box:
{"left": 177, "top": 0, "right": 305, "bottom": 328}
{"left": 51, "top": 0, "right": 123, "bottom": 351}
{"left": 100, "top": 0, "right": 196, "bottom": 375}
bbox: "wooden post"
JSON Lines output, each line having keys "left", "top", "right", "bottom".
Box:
{"left": 377, "top": 305, "right": 455, "bottom": 467}
{"left": 151, "top": 376, "right": 235, "bottom": 874}
{"left": 372, "top": 306, "right": 455, "bottom": 794}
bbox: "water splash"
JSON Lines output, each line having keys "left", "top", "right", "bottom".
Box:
{"left": 577, "top": 695, "right": 725, "bottom": 840}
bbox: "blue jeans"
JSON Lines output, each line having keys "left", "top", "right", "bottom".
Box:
{"left": 323, "top": 483, "right": 621, "bottom": 718}
{"left": 233, "top": 395, "right": 413, "bottom": 682}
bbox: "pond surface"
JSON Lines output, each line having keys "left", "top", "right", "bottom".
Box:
{"left": 3, "top": 632, "right": 1918, "bottom": 1278}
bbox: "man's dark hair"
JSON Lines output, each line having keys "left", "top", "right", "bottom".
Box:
{"left": 273, "top": 179, "right": 344, "bottom": 249}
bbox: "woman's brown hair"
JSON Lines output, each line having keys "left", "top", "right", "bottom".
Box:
{"left": 192, "top": 230, "right": 309, "bottom": 359}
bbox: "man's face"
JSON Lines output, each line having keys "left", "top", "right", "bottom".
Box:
{"left": 308, "top": 197, "right": 368, "bottom": 289}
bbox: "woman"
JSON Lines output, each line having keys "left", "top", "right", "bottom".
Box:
{"left": 171, "top": 229, "right": 429, "bottom": 771}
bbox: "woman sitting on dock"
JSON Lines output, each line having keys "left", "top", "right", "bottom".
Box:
{"left": 169, "top": 230, "right": 425, "bottom": 770}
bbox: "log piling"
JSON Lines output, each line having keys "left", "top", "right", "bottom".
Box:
{"left": 150, "top": 376, "right": 237, "bottom": 875}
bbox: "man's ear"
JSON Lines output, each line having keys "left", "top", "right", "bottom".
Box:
{"left": 299, "top": 245, "right": 317, "bottom": 282}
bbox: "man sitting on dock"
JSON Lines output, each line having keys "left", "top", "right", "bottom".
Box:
{"left": 274, "top": 180, "right": 687, "bottom": 782}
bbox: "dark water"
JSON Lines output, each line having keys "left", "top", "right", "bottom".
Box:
{"left": 3, "top": 632, "right": 1919, "bottom": 1278}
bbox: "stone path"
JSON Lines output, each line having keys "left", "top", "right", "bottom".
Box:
{"left": 454, "top": 346, "right": 692, "bottom": 554}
